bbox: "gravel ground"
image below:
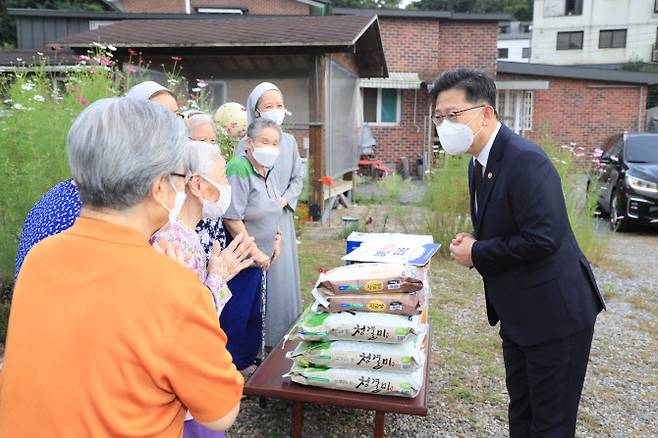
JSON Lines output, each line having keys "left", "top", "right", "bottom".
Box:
{"left": 228, "top": 220, "right": 658, "bottom": 438}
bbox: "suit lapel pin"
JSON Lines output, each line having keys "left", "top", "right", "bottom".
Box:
{"left": 487, "top": 172, "right": 493, "bottom": 179}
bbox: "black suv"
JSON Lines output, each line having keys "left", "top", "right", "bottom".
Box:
{"left": 591, "top": 133, "right": 658, "bottom": 231}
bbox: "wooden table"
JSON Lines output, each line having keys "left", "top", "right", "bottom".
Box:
{"left": 244, "top": 334, "right": 430, "bottom": 438}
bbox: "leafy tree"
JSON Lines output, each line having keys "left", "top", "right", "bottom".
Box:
{"left": 408, "top": 0, "right": 532, "bottom": 20}
{"left": 1, "top": 0, "right": 108, "bottom": 49}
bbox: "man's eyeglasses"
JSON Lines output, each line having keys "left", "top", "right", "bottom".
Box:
{"left": 432, "top": 104, "right": 486, "bottom": 125}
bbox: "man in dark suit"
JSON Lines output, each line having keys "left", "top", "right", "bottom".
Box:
{"left": 431, "top": 68, "right": 606, "bottom": 437}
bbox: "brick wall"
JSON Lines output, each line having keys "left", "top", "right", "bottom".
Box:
{"left": 377, "top": 17, "right": 440, "bottom": 77}
{"left": 497, "top": 73, "right": 647, "bottom": 150}
{"left": 122, "top": 0, "right": 309, "bottom": 14}
{"left": 436, "top": 21, "right": 498, "bottom": 76}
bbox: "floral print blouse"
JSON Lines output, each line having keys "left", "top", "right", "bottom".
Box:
{"left": 150, "top": 221, "right": 231, "bottom": 317}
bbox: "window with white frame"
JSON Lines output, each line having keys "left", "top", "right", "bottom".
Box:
{"left": 496, "top": 90, "right": 533, "bottom": 133}
{"left": 362, "top": 88, "right": 401, "bottom": 125}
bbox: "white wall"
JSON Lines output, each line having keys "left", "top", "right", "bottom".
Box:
{"left": 498, "top": 39, "right": 531, "bottom": 63}
{"left": 532, "top": 0, "right": 658, "bottom": 65}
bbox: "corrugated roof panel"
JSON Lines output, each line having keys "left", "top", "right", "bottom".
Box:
{"left": 360, "top": 72, "right": 421, "bottom": 89}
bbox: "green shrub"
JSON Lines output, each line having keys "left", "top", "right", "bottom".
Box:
{"left": 422, "top": 141, "right": 606, "bottom": 264}
{"left": 0, "top": 48, "right": 214, "bottom": 346}
{"left": 539, "top": 136, "right": 608, "bottom": 265}
{"left": 0, "top": 61, "right": 117, "bottom": 283}
{"left": 422, "top": 156, "right": 472, "bottom": 255}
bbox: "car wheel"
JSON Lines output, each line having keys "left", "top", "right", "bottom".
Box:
{"left": 609, "top": 190, "right": 630, "bottom": 232}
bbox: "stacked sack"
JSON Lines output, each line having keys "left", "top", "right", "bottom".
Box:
{"left": 284, "top": 263, "right": 430, "bottom": 398}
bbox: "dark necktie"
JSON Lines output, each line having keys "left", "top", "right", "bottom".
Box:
{"left": 473, "top": 159, "right": 483, "bottom": 206}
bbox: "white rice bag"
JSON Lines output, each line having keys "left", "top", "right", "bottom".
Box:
{"left": 287, "top": 307, "right": 425, "bottom": 344}
{"left": 287, "top": 337, "right": 425, "bottom": 372}
{"left": 284, "top": 364, "right": 424, "bottom": 398}
{"left": 316, "top": 263, "right": 425, "bottom": 294}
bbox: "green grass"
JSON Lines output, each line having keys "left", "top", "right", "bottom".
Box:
{"left": 297, "top": 237, "right": 346, "bottom": 304}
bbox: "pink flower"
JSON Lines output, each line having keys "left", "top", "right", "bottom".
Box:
{"left": 171, "top": 56, "right": 182, "bottom": 61}
{"left": 575, "top": 152, "right": 585, "bottom": 157}
{"left": 125, "top": 65, "right": 137, "bottom": 74}
{"left": 78, "top": 96, "right": 89, "bottom": 106}
{"left": 51, "top": 43, "right": 62, "bottom": 51}
{"left": 235, "top": 130, "right": 244, "bottom": 137}
{"left": 593, "top": 148, "right": 604, "bottom": 157}
{"left": 128, "top": 48, "right": 138, "bottom": 56}
{"left": 190, "top": 93, "right": 198, "bottom": 99}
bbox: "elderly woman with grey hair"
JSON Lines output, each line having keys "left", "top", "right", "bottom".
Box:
{"left": 180, "top": 111, "right": 231, "bottom": 261}
{"left": 150, "top": 139, "right": 254, "bottom": 438}
{"left": 150, "top": 139, "right": 253, "bottom": 316}
{"left": 183, "top": 110, "right": 219, "bottom": 144}
{"left": 221, "top": 118, "right": 284, "bottom": 377}
{"left": 1, "top": 97, "right": 243, "bottom": 436}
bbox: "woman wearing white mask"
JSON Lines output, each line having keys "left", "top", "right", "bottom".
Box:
{"left": 236, "top": 82, "right": 303, "bottom": 351}
{"left": 151, "top": 140, "right": 255, "bottom": 320}
{"left": 149, "top": 140, "right": 253, "bottom": 438}
{"left": 223, "top": 119, "right": 283, "bottom": 377}
{"left": 182, "top": 111, "right": 231, "bottom": 260}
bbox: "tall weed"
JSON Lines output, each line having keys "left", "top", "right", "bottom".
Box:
{"left": 422, "top": 140, "right": 606, "bottom": 263}
{"left": 422, "top": 156, "right": 471, "bottom": 255}
{"left": 539, "top": 136, "right": 608, "bottom": 265}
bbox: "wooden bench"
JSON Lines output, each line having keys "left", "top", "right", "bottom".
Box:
{"left": 244, "top": 333, "right": 430, "bottom": 438}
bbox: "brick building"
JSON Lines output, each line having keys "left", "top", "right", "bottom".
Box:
{"left": 496, "top": 62, "right": 658, "bottom": 150}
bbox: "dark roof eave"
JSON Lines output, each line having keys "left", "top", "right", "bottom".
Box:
{"left": 334, "top": 7, "right": 510, "bottom": 22}
{"left": 7, "top": 8, "right": 241, "bottom": 20}
{"left": 64, "top": 41, "right": 356, "bottom": 48}
{"left": 497, "top": 61, "right": 658, "bottom": 85}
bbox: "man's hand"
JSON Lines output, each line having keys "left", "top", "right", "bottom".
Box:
{"left": 449, "top": 233, "right": 476, "bottom": 268}
{"left": 451, "top": 232, "right": 474, "bottom": 246}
